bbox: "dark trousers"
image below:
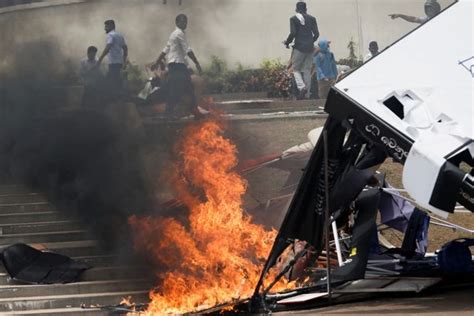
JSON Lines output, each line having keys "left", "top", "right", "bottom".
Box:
{"left": 310, "top": 73, "right": 319, "bottom": 99}
{"left": 165, "top": 63, "right": 196, "bottom": 116}
{"left": 106, "top": 64, "right": 123, "bottom": 98}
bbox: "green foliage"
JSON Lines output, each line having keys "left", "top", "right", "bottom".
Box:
{"left": 260, "top": 59, "right": 286, "bottom": 70}
{"left": 201, "top": 56, "right": 292, "bottom": 97}
{"left": 202, "top": 56, "right": 228, "bottom": 93}
{"left": 204, "top": 55, "right": 228, "bottom": 77}
{"left": 124, "top": 62, "right": 147, "bottom": 94}
{"left": 259, "top": 59, "right": 292, "bottom": 98}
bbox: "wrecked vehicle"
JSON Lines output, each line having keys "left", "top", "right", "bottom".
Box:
{"left": 222, "top": 0, "right": 473, "bottom": 313}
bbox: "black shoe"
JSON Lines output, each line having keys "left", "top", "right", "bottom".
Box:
{"left": 297, "top": 88, "right": 308, "bottom": 100}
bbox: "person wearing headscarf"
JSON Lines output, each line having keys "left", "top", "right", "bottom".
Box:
{"left": 284, "top": 1, "right": 319, "bottom": 99}
{"left": 314, "top": 38, "right": 338, "bottom": 99}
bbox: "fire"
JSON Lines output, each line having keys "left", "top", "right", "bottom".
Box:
{"left": 129, "top": 117, "right": 292, "bottom": 314}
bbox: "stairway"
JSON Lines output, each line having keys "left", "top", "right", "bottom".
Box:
{"left": 0, "top": 185, "right": 151, "bottom": 315}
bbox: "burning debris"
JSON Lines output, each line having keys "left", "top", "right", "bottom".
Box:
{"left": 129, "top": 116, "right": 294, "bottom": 314}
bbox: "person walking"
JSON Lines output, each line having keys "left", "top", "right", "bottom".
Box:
{"left": 314, "top": 39, "right": 338, "bottom": 99}
{"left": 154, "top": 14, "right": 203, "bottom": 119}
{"left": 283, "top": 1, "right": 319, "bottom": 100}
{"left": 97, "top": 20, "right": 128, "bottom": 96}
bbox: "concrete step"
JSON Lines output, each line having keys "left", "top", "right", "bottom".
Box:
{"left": 72, "top": 255, "right": 123, "bottom": 267}
{"left": 0, "top": 240, "right": 103, "bottom": 258}
{"left": 210, "top": 91, "right": 268, "bottom": 102}
{"left": 0, "top": 266, "right": 151, "bottom": 285}
{"left": 0, "top": 230, "right": 91, "bottom": 244}
{"left": 210, "top": 98, "right": 326, "bottom": 111}
{"left": 227, "top": 105, "right": 319, "bottom": 115}
{"left": 81, "top": 266, "right": 151, "bottom": 282}
{"left": 0, "top": 220, "right": 84, "bottom": 235}
{"left": 0, "top": 185, "right": 151, "bottom": 314}
{"left": 0, "top": 202, "right": 55, "bottom": 214}
{"left": 0, "top": 185, "right": 34, "bottom": 195}
{"left": 0, "top": 290, "right": 149, "bottom": 312}
{"left": 2, "top": 307, "right": 106, "bottom": 315}
{"left": 0, "top": 279, "right": 151, "bottom": 299}
{"left": 0, "top": 193, "right": 48, "bottom": 204}
{"left": 0, "top": 212, "right": 72, "bottom": 224}
{"left": 0, "top": 255, "right": 122, "bottom": 277}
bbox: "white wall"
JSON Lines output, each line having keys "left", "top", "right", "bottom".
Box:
{"left": 202, "top": 0, "right": 454, "bottom": 66}
{"left": 0, "top": 0, "right": 455, "bottom": 73}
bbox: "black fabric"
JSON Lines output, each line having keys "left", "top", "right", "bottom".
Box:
{"left": 285, "top": 15, "right": 319, "bottom": 53}
{"left": 329, "top": 145, "right": 386, "bottom": 214}
{"left": 254, "top": 118, "right": 346, "bottom": 294}
{"left": 324, "top": 89, "right": 413, "bottom": 164}
{"left": 164, "top": 63, "right": 196, "bottom": 116}
{"left": 430, "top": 161, "right": 466, "bottom": 212}
{"left": 438, "top": 238, "right": 474, "bottom": 274}
{"left": 332, "top": 189, "right": 380, "bottom": 281}
{"left": 1, "top": 243, "right": 90, "bottom": 284}
{"left": 254, "top": 117, "right": 382, "bottom": 295}
{"left": 401, "top": 208, "right": 429, "bottom": 255}
{"left": 277, "top": 118, "right": 346, "bottom": 247}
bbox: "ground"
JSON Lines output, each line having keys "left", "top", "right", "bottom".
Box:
{"left": 278, "top": 287, "right": 474, "bottom": 315}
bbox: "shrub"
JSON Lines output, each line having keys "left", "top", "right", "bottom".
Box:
{"left": 260, "top": 59, "right": 292, "bottom": 98}
{"left": 202, "top": 56, "right": 228, "bottom": 94}
{"left": 201, "top": 56, "right": 292, "bottom": 98}
{"left": 124, "top": 62, "right": 147, "bottom": 94}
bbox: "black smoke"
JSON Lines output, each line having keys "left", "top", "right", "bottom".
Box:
{"left": 0, "top": 40, "right": 159, "bottom": 252}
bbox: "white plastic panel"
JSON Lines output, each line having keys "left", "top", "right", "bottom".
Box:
{"left": 336, "top": 0, "right": 474, "bottom": 141}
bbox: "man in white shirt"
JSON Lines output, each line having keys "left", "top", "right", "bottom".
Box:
{"left": 154, "top": 14, "right": 202, "bottom": 118}
{"left": 98, "top": 20, "right": 128, "bottom": 94}
{"left": 364, "top": 41, "right": 379, "bottom": 62}
{"left": 80, "top": 46, "right": 102, "bottom": 85}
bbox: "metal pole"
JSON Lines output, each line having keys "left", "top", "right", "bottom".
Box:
{"left": 323, "top": 130, "right": 332, "bottom": 301}
{"left": 332, "top": 219, "right": 343, "bottom": 267}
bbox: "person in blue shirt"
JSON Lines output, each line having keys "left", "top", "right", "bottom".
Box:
{"left": 314, "top": 38, "right": 338, "bottom": 99}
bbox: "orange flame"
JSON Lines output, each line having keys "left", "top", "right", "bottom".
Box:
{"left": 129, "top": 117, "right": 292, "bottom": 314}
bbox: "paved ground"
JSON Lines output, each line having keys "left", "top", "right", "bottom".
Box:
{"left": 279, "top": 287, "right": 474, "bottom": 315}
